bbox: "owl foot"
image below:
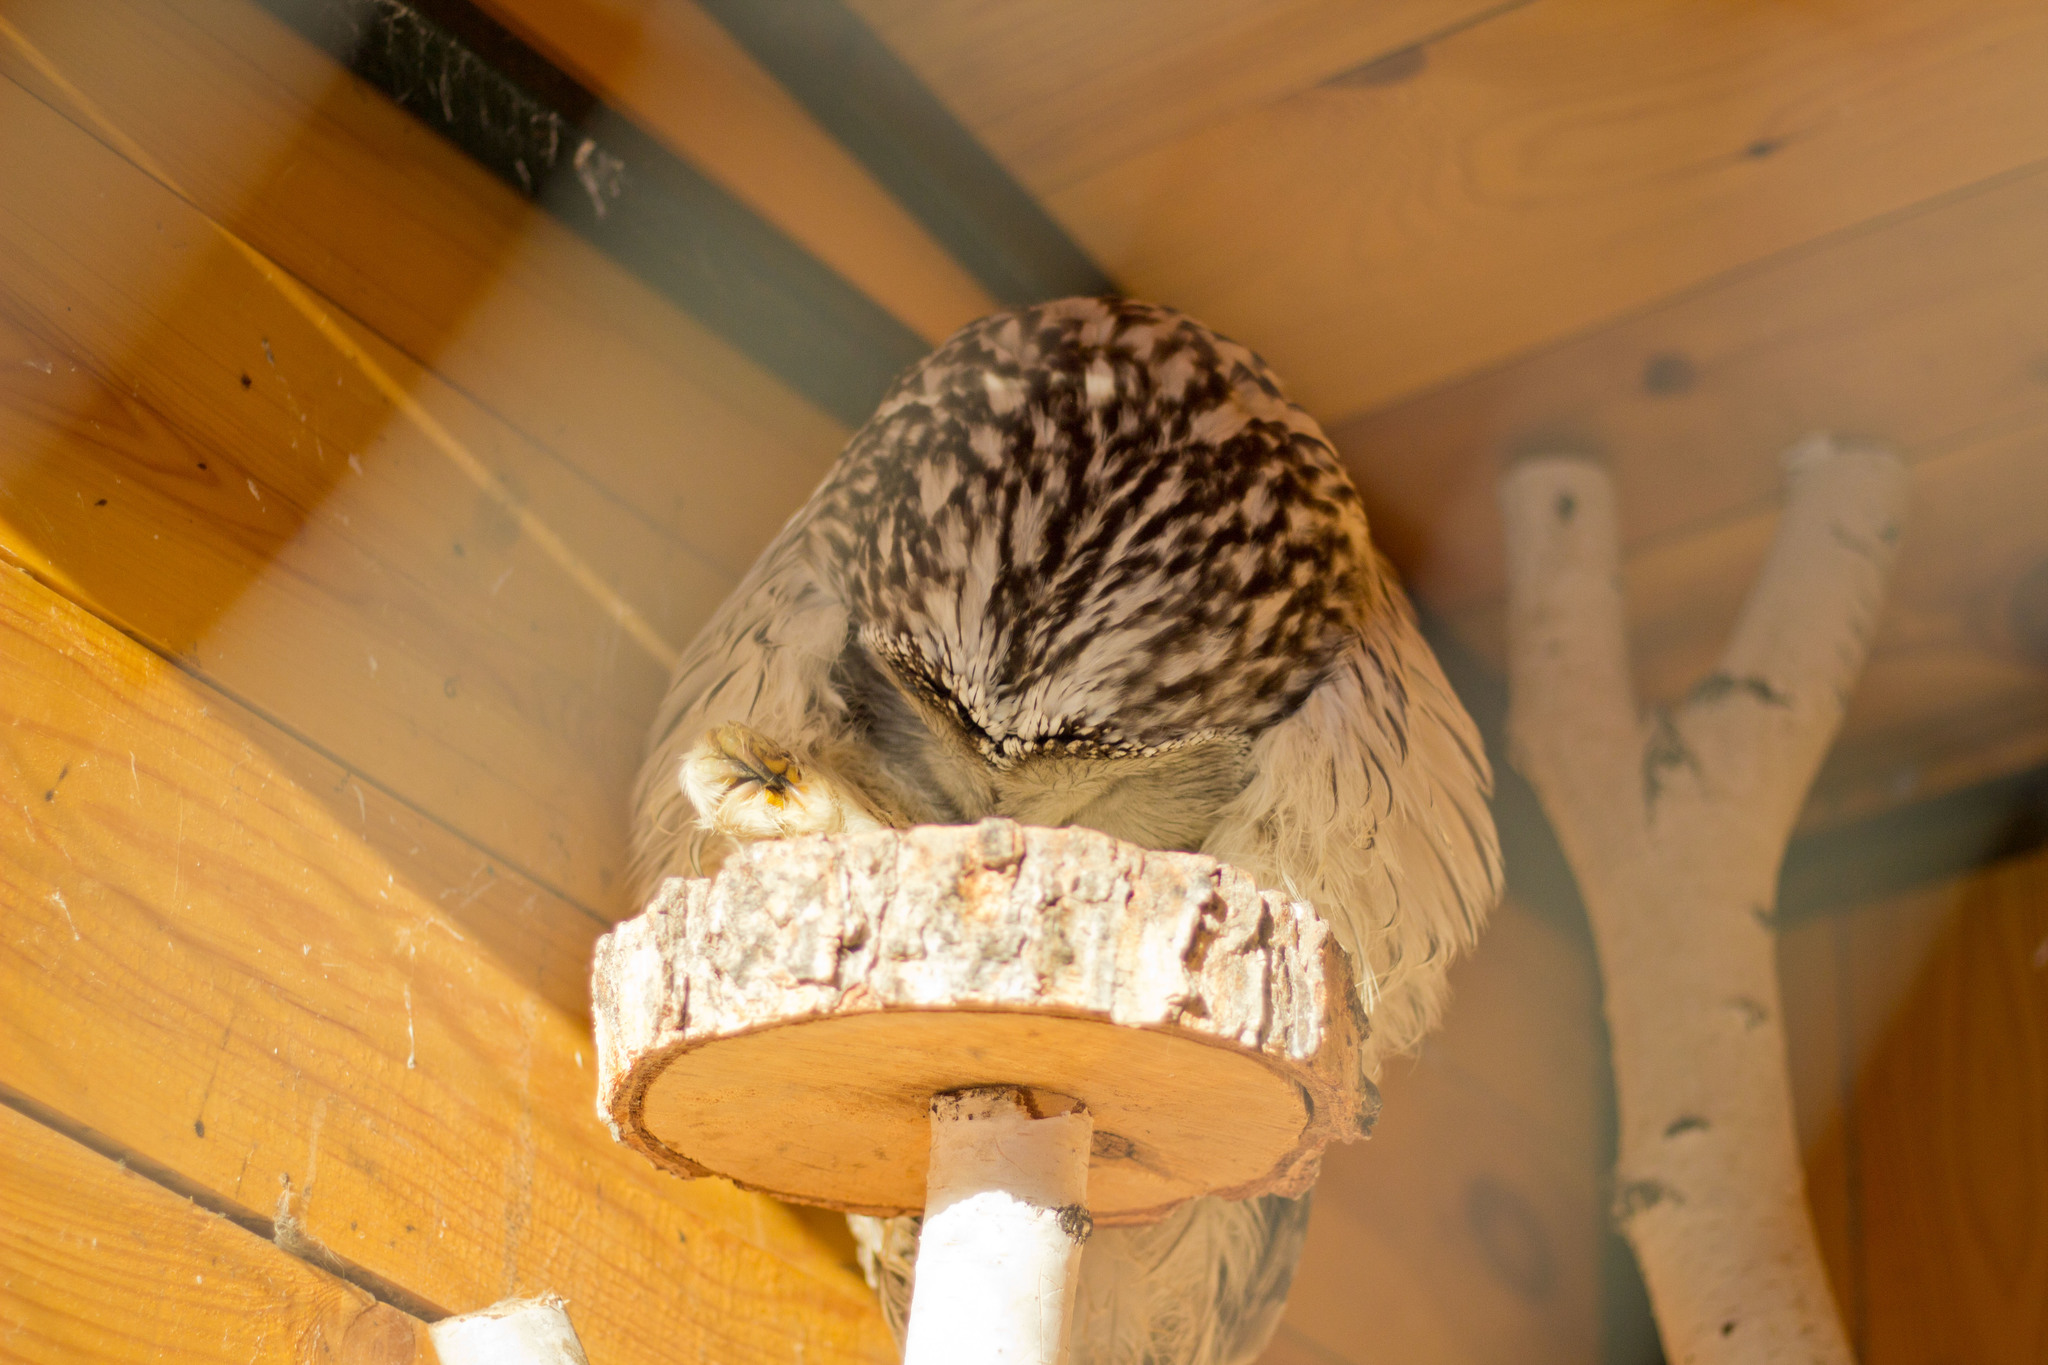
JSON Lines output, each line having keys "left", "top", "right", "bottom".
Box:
{"left": 681, "top": 722, "right": 884, "bottom": 841}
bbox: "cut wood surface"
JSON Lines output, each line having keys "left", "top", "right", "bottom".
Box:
{"left": 473, "top": 0, "right": 997, "bottom": 344}
{"left": 0, "top": 0, "right": 848, "bottom": 584}
{"left": 0, "top": 562, "right": 892, "bottom": 1364}
{"left": 1031, "top": 0, "right": 2048, "bottom": 420}
{"left": 596, "top": 822, "right": 1367, "bottom": 1225}
{"left": 0, "top": 63, "right": 714, "bottom": 912}
{"left": 848, "top": 0, "right": 1506, "bottom": 196}
{"left": 0, "top": 1102, "right": 435, "bottom": 1365}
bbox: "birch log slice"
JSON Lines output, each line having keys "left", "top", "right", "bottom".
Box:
{"left": 593, "top": 819, "right": 1371, "bottom": 1226}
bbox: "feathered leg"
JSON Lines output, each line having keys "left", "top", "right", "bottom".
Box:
{"left": 680, "top": 721, "right": 887, "bottom": 840}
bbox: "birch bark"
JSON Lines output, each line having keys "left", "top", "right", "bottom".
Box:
{"left": 1499, "top": 435, "right": 1906, "bottom": 1363}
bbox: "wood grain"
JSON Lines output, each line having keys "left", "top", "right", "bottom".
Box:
{"left": 601, "top": 823, "right": 1363, "bottom": 1223}
{"left": 1445, "top": 419, "right": 2048, "bottom": 827}
{"left": 473, "top": 0, "right": 997, "bottom": 344}
{"left": 1852, "top": 848, "right": 2048, "bottom": 1363}
{"left": 846, "top": 0, "right": 1509, "bottom": 196}
{"left": 1346, "top": 155, "right": 2048, "bottom": 823}
{"left": 1781, "top": 880, "right": 1957, "bottom": 1352}
{"left": 1261, "top": 897, "right": 1603, "bottom": 1364}
{"left": 1333, "top": 159, "right": 2048, "bottom": 618}
{"left": 0, "top": 0, "right": 850, "bottom": 583}
{"left": 0, "top": 67, "right": 730, "bottom": 912}
{"left": 0, "top": 561, "right": 892, "bottom": 1363}
{"left": 1041, "top": 0, "right": 2048, "bottom": 420}
{"left": 0, "top": 1102, "right": 434, "bottom": 1364}
{"left": 1785, "top": 847, "right": 2048, "bottom": 1363}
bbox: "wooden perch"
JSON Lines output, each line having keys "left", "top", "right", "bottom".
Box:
{"left": 1499, "top": 434, "right": 1907, "bottom": 1363}
{"left": 593, "top": 818, "right": 1368, "bottom": 1224}
{"left": 592, "top": 819, "right": 1370, "bottom": 1361}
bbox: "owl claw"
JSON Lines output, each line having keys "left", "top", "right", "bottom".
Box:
{"left": 681, "top": 722, "right": 881, "bottom": 841}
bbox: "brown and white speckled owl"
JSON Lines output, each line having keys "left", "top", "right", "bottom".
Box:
{"left": 632, "top": 297, "right": 1501, "bottom": 1365}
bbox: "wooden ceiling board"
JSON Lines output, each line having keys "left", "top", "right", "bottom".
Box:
{"left": 1029, "top": 0, "right": 2048, "bottom": 421}
{"left": 1324, "top": 151, "right": 2048, "bottom": 824}
{"left": 845, "top": 0, "right": 1510, "bottom": 197}
{"left": 1, "top": 0, "right": 849, "bottom": 585}
{"left": 1333, "top": 159, "right": 2048, "bottom": 616}
{"left": 1446, "top": 419, "right": 2048, "bottom": 827}
{"left": 1264, "top": 897, "right": 1604, "bottom": 1365}
{"left": 0, "top": 67, "right": 719, "bottom": 912}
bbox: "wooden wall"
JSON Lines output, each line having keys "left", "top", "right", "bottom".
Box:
{"left": 0, "top": 0, "right": 892, "bottom": 1357}
{"left": 1783, "top": 845, "right": 2048, "bottom": 1365}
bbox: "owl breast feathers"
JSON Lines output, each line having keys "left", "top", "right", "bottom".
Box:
{"left": 633, "top": 296, "right": 1501, "bottom": 1365}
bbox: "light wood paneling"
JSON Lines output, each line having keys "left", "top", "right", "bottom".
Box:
{"left": 474, "top": 0, "right": 997, "bottom": 344}
{"left": 1332, "top": 160, "right": 2048, "bottom": 615}
{"left": 1264, "top": 898, "right": 1603, "bottom": 1364}
{"left": 0, "top": 1102, "right": 434, "bottom": 1364}
{"left": 1851, "top": 850, "right": 2048, "bottom": 1362}
{"left": 1336, "top": 157, "right": 2048, "bottom": 825}
{"left": 0, "top": 0, "right": 849, "bottom": 583}
{"left": 1444, "top": 421, "right": 2048, "bottom": 826}
{"left": 0, "top": 65, "right": 725, "bottom": 911}
{"left": 0, "top": 560, "right": 891, "bottom": 1361}
{"left": 1030, "top": 0, "right": 2048, "bottom": 420}
{"left": 847, "top": 0, "right": 1511, "bottom": 197}
{"left": 1785, "top": 847, "right": 2048, "bottom": 1363}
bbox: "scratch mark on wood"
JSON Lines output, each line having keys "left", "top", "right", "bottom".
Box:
{"left": 49, "top": 888, "right": 80, "bottom": 940}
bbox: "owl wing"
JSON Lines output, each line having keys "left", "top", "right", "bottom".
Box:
{"left": 1204, "top": 566, "right": 1503, "bottom": 1067}
{"left": 630, "top": 517, "right": 852, "bottom": 896}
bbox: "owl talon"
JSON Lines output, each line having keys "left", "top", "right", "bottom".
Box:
{"left": 681, "top": 722, "right": 880, "bottom": 841}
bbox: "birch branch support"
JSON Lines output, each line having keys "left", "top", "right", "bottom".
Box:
{"left": 1500, "top": 436, "right": 1907, "bottom": 1365}
{"left": 902, "top": 1087, "right": 1094, "bottom": 1365}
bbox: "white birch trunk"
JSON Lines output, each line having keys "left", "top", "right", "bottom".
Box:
{"left": 1499, "top": 435, "right": 1906, "bottom": 1364}
{"left": 903, "top": 1087, "right": 1095, "bottom": 1365}
{"left": 428, "top": 1296, "right": 590, "bottom": 1365}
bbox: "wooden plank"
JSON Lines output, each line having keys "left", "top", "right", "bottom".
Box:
{"left": 0, "top": 1101, "right": 435, "bottom": 1364}
{"left": 0, "top": 0, "right": 850, "bottom": 583}
{"left": 1780, "top": 904, "right": 1908, "bottom": 1338}
{"left": 0, "top": 561, "right": 892, "bottom": 1362}
{"left": 1038, "top": 0, "right": 2048, "bottom": 420}
{"left": 1332, "top": 158, "right": 2048, "bottom": 617}
{"left": 0, "top": 67, "right": 735, "bottom": 911}
{"left": 688, "top": 0, "right": 1110, "bottom": 306}
{"left": 1780, "top": 853, "right": 2038, "bottom": 1359}
{"left": 472, "top": 0, "right": 998, "bottom": 343}
{"left": 1337, "top": 155, "right": 2048, "bottom": 824}
{"left": 1433, "top": 415, "right": 2048, "bottom": 830}
{"left": 1266, "top": 897, "right": 1603, "bottom": 1363}
{"left": 1849, "top": 848, "right": 2048, "bottom": 1364}
{"left": 846, "top": 0, "right": 1510, "bottom": 197}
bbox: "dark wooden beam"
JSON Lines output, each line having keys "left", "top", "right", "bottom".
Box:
{"left": 255, "top": 0, "right": 930, "bottom": 427}
{"left": 695, "top": 0, "right": 1112, "bottom": 305}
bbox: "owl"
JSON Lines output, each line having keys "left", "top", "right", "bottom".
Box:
{"left": 632, "top": 297, "right": 1501, "bottom": 1365}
